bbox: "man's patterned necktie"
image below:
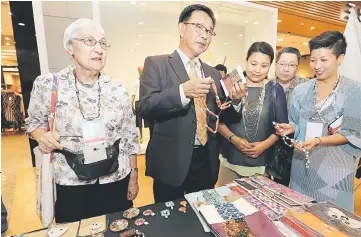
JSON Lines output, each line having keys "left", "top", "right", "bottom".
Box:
{"left": 188, "top": 59, "right": 207, "bottom": 145}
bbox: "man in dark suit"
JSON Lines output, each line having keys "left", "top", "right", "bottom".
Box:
{"left": 139, "top": 4, "right": 245, "bottom": 202}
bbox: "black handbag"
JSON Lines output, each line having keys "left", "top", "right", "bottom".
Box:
{"left": 356, "top": 158, "right": 361, "bottom": 179}
{"left": 265, "top": 83, "right": 293, "bottom": 184}
{"left": 55, "top": 139, "right": 120, "bottom": 181}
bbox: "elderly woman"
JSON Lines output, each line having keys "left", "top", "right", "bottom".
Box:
{"left": 218, "top": 42, "right": 288, "bottom": 185}
{"left": 276, "top": 31, "right": 361, "bottom": 212}
{"left": 26, "top": 18, "right": 140, "bottom": 222}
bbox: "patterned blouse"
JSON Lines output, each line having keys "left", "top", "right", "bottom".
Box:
{"left": 26, "top": 66, "right": 140, "bottom": 186}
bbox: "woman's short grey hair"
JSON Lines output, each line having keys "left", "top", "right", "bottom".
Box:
{"left": 63, "top": 18, "right": 106, "bottom": 51}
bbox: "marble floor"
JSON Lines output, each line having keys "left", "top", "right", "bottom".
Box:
{"left": 1, "top": 134, "right": 360, "bottom": 235}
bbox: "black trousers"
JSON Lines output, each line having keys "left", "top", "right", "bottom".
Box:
{"left": 153, "top": 146, "right": 214, "bottom": 203}
{"left": 55, "top": 175, "right": 132, "bottom": 223}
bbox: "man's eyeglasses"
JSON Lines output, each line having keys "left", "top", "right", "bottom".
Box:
{"left": 72, "top": 37, "right": 111, "bottom": 50}
{"left": 277, "top": 62, "right": 298, "bottom": 69}
{"left": 183, "top": 22, "right": 216, "bottom": 37}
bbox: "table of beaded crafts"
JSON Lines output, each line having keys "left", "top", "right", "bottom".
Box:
{"left": 105, "top": 199, "right": 212, "bottom": 237}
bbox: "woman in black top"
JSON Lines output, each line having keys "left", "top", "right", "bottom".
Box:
{"left": 218, "top": 42, "right": 288, "bottom": 185}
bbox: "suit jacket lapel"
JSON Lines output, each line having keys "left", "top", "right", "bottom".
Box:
{"left": 169, "top": 50, "right": 189, "bottom": 84}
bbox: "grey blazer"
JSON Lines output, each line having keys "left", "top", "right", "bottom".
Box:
{"left": 139, "top": 50, "right": 223, "bottom": 187}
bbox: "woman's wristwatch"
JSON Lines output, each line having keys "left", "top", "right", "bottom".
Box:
{"left": 228, "top": 134, "right": 235, "bottom": 143}
{"left": 131, "top": 168, "right": 138, "bottom": 173}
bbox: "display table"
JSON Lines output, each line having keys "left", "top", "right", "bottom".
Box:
{"left": 21, "top": 175, "right": 361, "bottom": 237}
{"left": 106, "top": 199, "right": 211, "bottom": 237}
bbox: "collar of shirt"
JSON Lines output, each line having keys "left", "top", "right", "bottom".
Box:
{"left": 176, "top": 48, "right": 201, "bottom": 70}
{"left": 274, "top": 76, "right": 300, "bottom": 92}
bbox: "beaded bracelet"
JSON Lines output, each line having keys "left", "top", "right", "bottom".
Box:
{"left": 273, "top": 122, "right": 310, "bottom": 169}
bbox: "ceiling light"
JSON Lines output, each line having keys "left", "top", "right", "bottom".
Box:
{"left": 138, "top": 34, "right": 143, "bottom": 37}
{"left": 300, "top": 23, "right": 304, "bottom": 26}
{"left": 238, "top": 56, "right": 241, "bottom": 59}
{"left": 224, "top": 42, "right": 228, "bottom": 45}
{"left": 253, "top": 21, "right": 259, "bottom": 24}
{"left": 130, "top": 1, "right": 136, "bottom": 4}
{"left": 8, "top": 12, "right": 12, "bottom": 15}
{"left": 18, "top": 23, "right": 25, "bottom": 26}
{"left": 310, "top": 26, "right": 315, "bottom": 30}
{"left": 130, "top": 49, "right": 135, "bottom": 52}
{"left": 239, "top": 34, "right": 243, "bottom": 37}
{"left": 303, "top": 42, "right": 308, "bottom": 45}
{"left": 277, "top": 38, "right": 284, "bottom": 42}
{"left": 5, "top": 37, "right": 10, "bottom": 40}
{"left": 5, "top": 42, "right": 10, "bottom": 46}
{"left": 138, "top": 22, "right": 144, "bottom": 25}
{"left": 277, "top": 20, "right": 281, "bottom": 23}
{"left": 245, "top": 20, "right": 249, "bottom": 24}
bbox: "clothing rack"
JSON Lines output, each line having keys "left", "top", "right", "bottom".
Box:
{"left": 1, "top": 91, "right": 25, "bottom": 134}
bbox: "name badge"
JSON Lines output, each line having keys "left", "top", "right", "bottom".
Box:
{"left": 305, "top": 122, "right": 323, "bottom": 140}
{"left": 82, "top": 119, "right": 107, "bottom": 164}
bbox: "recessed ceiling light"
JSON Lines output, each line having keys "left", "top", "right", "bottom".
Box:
{"left": 224, "top": 42, "right": 228, "bottom": 45}
{"left": 18, "top": 23, "right": 25, "bottom": 26}
{"left": 238, "top": 56, "right": 241, "bottom": 59}
{"left": 300, "top": 23, "right": 304, "bottom": 26}
{"left": 277, "top": 20, "right": 281, "bottom": 23}
{"left": 130, "top": 1, "right": 136, "bottom": 4}
{"left": 239, "top": 34, "right": 243, "bottom": 37}
{"left": 138, "top": 22, "right": 144, "bottom": 25}
{"left": 245, "top": 20, "right": 249, "bottom": 24}
{"left": 310, "top": 26, "right": 315, "bottom": 30}
{"left": 130, "top": 49, "right": 135, "bottom": 51}
{"left": 277, "top": 38, "right": 284, "bottom": 42}
{"left": 5, "top": 37, "right": 10, "bottom": 40}
{"left": 5, "top": 42, "right": 10, "bottom": 46}
{"left": 138, "top": 34, "right": 143, "bottom": 37}
{"left": 303, "top": 42, "right": 308, "bottom": 45}
{"left": 253, "top": 21, "right": 259, "bottom": 24}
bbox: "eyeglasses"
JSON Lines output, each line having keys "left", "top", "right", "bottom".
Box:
{"left": 277, "top": 62, "right": 298, "bottom": 69}
{"left": 183, "top": 22, "right": 216, "bottom": 37}
{"left": 72, "top": 37, "right": 111, "bottom": 50}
